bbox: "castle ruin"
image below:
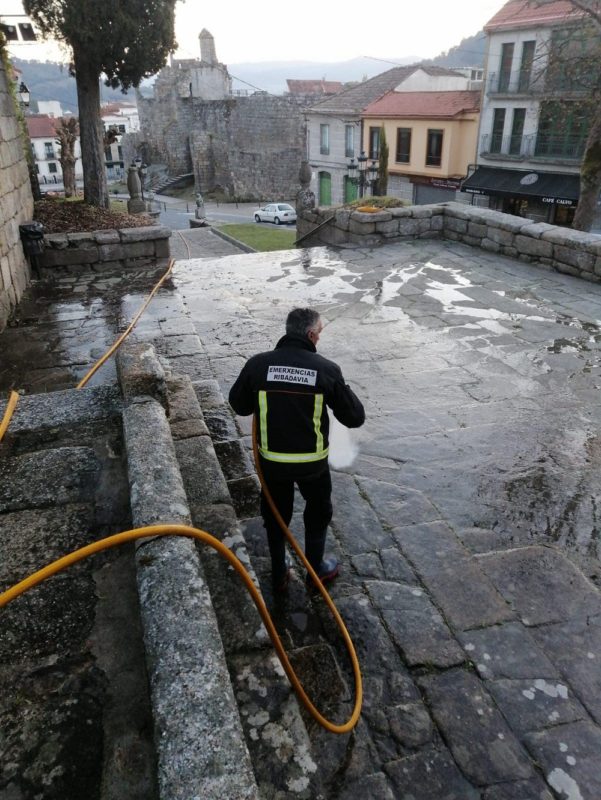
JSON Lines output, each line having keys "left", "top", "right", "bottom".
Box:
{"left": 135, "top": 30, "right": 307, "bottom": 200}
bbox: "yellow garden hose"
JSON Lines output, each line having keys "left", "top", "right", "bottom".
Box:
{"left": 0, "top": 253, "right": 363, "bottom": 732}
{"left": 0, "top": 521, "right": 362, "bottom": 733}
{"left": 76, "top": 258, "right": 175, "bottom": 389}
{"left": 0, "top": 390, "right": 19, "bottom": 443}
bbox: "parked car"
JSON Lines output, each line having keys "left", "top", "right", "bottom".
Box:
{"left": 254, "top": 203, "right": 297, "bottom": 225}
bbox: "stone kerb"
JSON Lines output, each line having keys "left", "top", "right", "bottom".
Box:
{"left": 297, "top": 202, "right": 601, "bottom": 283}
{"left": 36, "top": 226, "right": 172, "bottom": 274}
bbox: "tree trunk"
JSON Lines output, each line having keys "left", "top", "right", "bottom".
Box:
{"left": 573, "top": 105, "right": 601, "bottom": 231}
{"left": 73, "top": 47, "right": 109, "bottom": 209}
{"left": 61, "top": 157, "right": 76, "bottom": 198}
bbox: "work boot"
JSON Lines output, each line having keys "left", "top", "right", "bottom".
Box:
{"left": 306, "top": 557, "right": 339, "bottom": 588}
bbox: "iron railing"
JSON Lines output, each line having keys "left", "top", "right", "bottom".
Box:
{"left": 480, "top": 132, "right": 586, "bottom": 161}
{"left": 487, "top": 70, "right": 544, "bottom": 95}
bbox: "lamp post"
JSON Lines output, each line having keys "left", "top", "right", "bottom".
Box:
{"left": 346, "top": 151, "right": 379, "bottom": 199}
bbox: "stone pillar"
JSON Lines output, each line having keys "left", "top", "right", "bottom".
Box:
{"left": 127, "top": 165, "right": 146, "bottom": 214}
{"left": 296, "top": 160, "right": 315, "bottom": 215}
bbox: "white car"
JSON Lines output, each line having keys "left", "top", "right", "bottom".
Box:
{"left": 254, "top": 203, "right": 297, "bottom": 225}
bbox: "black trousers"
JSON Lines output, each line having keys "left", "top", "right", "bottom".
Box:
{"left": 260, "top": 465, "right": 333, "bottom": 581}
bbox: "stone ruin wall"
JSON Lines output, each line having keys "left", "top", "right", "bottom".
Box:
{"left": 0, "top": 58, "right": 33, "bottom": 331}
{"left": 137, "top": 81, "right": 306, "bottom": 200}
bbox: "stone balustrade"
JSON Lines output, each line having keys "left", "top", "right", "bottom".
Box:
{"left": 36, "top": 226, "right": 172, "bottom": 274}
{"left": 297, "top": 202, "right": 601, "bottom": 283}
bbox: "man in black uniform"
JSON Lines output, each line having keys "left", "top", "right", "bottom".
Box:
{"left": 229, "top": 308, "right": 365, "bottom": 591}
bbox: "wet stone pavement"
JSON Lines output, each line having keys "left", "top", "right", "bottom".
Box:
{"left": 0, "top": 237, "right": 601, "bottom": 798}
{"left": 175, "top": 240, "right": 601, "bottom": 800}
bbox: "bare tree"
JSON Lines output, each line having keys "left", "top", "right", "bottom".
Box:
{"left": 530, "top": 0, "right": 601, "bottom": 230}
{"left": 55, "top": 116, "right": 79, "bottom": 197}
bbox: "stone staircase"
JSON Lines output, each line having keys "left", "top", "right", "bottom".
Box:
{"left": 0, "top": 349, "right": 328, "bottom": 798}
{"left": 150, "top": 172, "right": 194, "bottom": 195}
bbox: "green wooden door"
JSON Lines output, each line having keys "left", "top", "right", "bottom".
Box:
{"left": 319, "top": 172, "right": 332, "bottom": 206}
{"left": 344, "top": 175, "right": 358, "bottom": 203}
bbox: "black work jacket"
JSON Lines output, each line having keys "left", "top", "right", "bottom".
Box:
{"left": 229, "top": 334, "right": 365, "bottom": 477}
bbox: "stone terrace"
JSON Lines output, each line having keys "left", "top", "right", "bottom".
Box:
{"left": 1, "top": 234, "right": 601, "bottom": 799}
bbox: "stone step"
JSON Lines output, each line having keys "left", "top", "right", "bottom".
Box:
{"left": 166, "top": 372, "right": 324, "bottom": 797}
{"left": 0, "top": 385, "right": 121, "bottom": 453}
{"left": 117, "top": 346, "right": 260, "bottom": 800}
{"left": 0, "top": 446, "right": 100, "bottom": 513}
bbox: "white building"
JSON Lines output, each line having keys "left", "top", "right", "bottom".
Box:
{"left": 26, "top": 114, "right": 83, "bottom": 187}
{"left": 100, "top": 102, "right": 140, "bottom": 180}
{"left": 462, "top": 0, "right": 594, "bottom": 226}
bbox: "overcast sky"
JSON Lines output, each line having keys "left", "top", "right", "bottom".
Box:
{"left": 4, "top": 0, "right": 508, "bottom": 64}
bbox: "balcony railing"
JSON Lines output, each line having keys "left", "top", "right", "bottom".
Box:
{"left": 487, "top": 70, "right": 544, "bottom": 95}
{"left": 480, "top": 133, "right": 587, "bottom": 161}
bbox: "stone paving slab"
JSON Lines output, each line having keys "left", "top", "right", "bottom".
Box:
{"left": 392, "top": 521, "right": 514, "bottom": 630}
{"left": 477, "top": 546, "right": 601, "bottom": 626}
{"left": 533, "top": 615, "right": 601, "bottom": 726}
{"left": 418, "top": 668, "right": 534, "bottom": 785}
{"left": 384, "top": 746, "right": 481, "bottom": 799}
{"left": 486, "top": 678, "right": 588, "bottom": 736}
{"left": 367, "top": 580, "right": 465, "bottom": 668}
{"left": 458, "top": 621, "right": 559, "bottom": 681}
{"left": 524, "top": 720, "right": 601, "bottom": 800}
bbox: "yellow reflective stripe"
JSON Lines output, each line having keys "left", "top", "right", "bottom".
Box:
{"left": 313, "top": 393, "right": 324, "bottom": 454}
{"left": 259, "top": 448, "right": 329, "bottom": 464}
{"left": 258, "top": 391, "right": 268, "bottom": 452}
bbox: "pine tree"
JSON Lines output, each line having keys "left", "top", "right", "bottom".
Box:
{"left": 24, "top": 0, "right": 177, "bottom": 208}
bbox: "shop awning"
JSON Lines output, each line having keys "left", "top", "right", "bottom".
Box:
{"left": 461, "top": 166, "right": 580, "bottom": 205}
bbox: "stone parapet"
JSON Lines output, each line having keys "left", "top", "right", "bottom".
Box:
{"left": 0, "top": 60, "right": 33, "bottom": 331}
{"left": 297, "top": 202, "right": 601, "bottom": 284}
{"left": 36, "top": 226, "right": 172, "bottom": 274}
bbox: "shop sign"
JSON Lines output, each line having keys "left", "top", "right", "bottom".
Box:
{"left": 541, "top": 197, "right": 575, "bottom": 206}
{"left": 411, "top": 176, "right": 462, "bottom": 190}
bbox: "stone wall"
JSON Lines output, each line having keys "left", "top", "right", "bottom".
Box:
{"left": 36, "top": 226, "right": 171, "bottom": 275}
{"left": 298, "top": 203, "right": 601, "bottom": 283}
{"left": 137, "top": 87, "right": 306, "bottom": 200}
{"left": 0, "top": 58, "right": 34, "bottom": 331}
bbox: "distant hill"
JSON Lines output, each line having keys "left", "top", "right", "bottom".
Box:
{"left": 228, "top": 56, "right": 421, "bottom": 95}
{"left": 426, "top": 32, "right": 487, "bottom": 69}
{"left": 13, "top": 34, "right": 486, "bottom": 111}
{"left": 13, "top": 58, "right": 132, "bottom": 113}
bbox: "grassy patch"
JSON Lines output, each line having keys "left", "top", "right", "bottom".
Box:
{"left": 109, "top": 199, "right": 128, "bottom": 213}
{"left": 218, "top": 223, "right": 296, "bottom": 252}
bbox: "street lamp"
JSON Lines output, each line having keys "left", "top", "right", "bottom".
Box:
{"left": 347, "top": 150, "right": 379, "bottom": 199}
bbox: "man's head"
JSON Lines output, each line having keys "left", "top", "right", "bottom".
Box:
{"left": 286, "top": 307, "right": 323, "bottom": 347}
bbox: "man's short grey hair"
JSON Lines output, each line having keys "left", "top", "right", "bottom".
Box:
{"left": 286, "top": 307, "right": 321, "bottom": 338}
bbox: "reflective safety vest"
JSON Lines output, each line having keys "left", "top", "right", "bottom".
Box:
{"left": 257, "top": 389, "right": 329, "bottom": 464}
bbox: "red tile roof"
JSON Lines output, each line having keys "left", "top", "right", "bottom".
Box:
{"left": 363, "top": 90, "right": 481, "bottom": 119}
{"left": 286, "top": 79, "right": 343, "bottom": 95}
{"left": 26, "top": 114, "right": 58, "bottom": 138}
{"left": 485, "top": 0, "right": 582, "bottom": 31}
